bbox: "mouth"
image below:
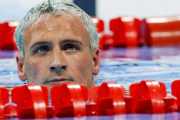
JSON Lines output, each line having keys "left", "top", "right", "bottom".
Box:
{"left": 44, "top": 78, "right": 74, "bottom": 86}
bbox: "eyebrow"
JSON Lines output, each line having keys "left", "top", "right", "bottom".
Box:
{"left": 30, "top": 41, "right": 51, "bottom": 50}
{"left": 30, "top": 39, "right": 83, "bottom": 50}
{"left": 60, "top": 39, "right": 83, "bottom": 45}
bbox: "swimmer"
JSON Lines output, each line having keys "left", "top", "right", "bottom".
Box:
{"left": 15, "top": 0, "right": 100, "bottom": 90}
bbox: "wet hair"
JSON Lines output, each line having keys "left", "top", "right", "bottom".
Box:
{"left": 15, "top": 0, "right": 99, "bottom": 56}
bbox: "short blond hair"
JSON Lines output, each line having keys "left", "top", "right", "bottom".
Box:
{"left": 15, "top": 0, "right": 99, "bottom": 56}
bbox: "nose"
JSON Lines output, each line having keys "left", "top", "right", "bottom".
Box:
{"left": 49, "top": 48, "right": 67, "bottom": 74}
{"left": 49, "top": 65, "right": 67, "bottom": 73}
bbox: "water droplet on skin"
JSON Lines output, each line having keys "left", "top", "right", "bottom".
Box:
{"left": 66, "top": 25, "right": 71, "bottom": 29}
{"left": 48, "top": 28, "right": 52, "bottom": 31}
{"left": 46, "top": 23, "right": 55, "bottom": 31}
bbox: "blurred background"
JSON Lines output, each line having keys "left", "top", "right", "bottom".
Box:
{"left": 1, "top": 0, "right": 180, "bottom": 33}
{"left": 1, "top": 0, "right": 180, "bottom": 56}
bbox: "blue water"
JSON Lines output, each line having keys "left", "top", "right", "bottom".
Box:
{"left": 1, "top": 47, "right": 180, "bottom": 91}
{"left": 95, "top": 58, "right": 180, "bottom": 91}
{"left": 1, "top": 47, "right": 180, "bottom": 120}
{"left": 1, "top": 55, "right": 180, "bottom": 92}
{"left": 40, "top": 112, "right": 180, "bottom": 120}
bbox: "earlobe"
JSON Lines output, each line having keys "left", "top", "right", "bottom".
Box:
{"left": 16, "top": 54, "right": 27, "bottom": 81}
{"left": 92, "top": 48, "right": 100, "bottom": 75}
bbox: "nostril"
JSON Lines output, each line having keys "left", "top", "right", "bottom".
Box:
{"left": 61, "top": 65, "right": 67, "bottom": 70}
{"left": 49, "top": 65, "right": 67, "bottom": 71}
{"left": 50, "top": 66, "right": 56, "bottom": 71}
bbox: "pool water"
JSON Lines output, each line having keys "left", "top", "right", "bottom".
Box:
{"left": 1, "top": 46, "right": 180, "bottom": 119}
{"left": 1, "top": 46, "right": 180, "bottom": 91}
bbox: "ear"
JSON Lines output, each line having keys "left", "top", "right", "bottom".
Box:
{"left": 16, "top": 54, "right": 27, "bottom": 81}
{"left": 92, "top": 48, "right": 100, "bottom": 75}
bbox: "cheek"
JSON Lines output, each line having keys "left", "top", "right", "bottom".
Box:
{"left": 72, "top": 56, "right": 93, "bottom": 86}
{"left": 25, "top": 62, "right": 38, "bottom": 79}
{"left": 24, "top": 59, "right": 47, "bottom": 83}
{"left": 70, "top": 55, "right": 92, "bottom": 77}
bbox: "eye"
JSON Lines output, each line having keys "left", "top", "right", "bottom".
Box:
{"left": 64, "top": 44, "right": 79, "bottom": 51}
{"left": 35, "top": 46, "right": 49, "bottom": 53}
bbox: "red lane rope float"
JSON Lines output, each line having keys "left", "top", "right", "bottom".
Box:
{"left": 89, "top": 82, "right": 126, "bottom": 115}
{"left": 172, "top": 80, "right": 180, "bottom": 111}
{"left": 110, "top": 16, "right": 142, "bottom": 47}
{"left": 0, "top": 87, "right": 9, "bottom": 119}
{"left": 51, "top": 83, "right": 88, "bottom": 118}
{"left": 0, "top": 80, "right": 179, "bottom": 118}
{"left": 0, "top": 22, "right": 19, "bottom": 50}
{"left": 129, "top": 80, "right": 176, "bottom": 113}
{"left": 11, "top": 84, "right": 54, "bottom": 119}
{"left": 142, "top": 16, "right": 180, "bottom": 46}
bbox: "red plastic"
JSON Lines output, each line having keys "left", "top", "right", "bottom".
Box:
{"left": 142, "top": 15, "right": 180, "bottom": 46}
{"left": 11, "top": 84, "right": 54, "bottom": 119}
{"left": 51, "top": 83, "right": 88, "bottom": 117}
{"left": 171, "top": 80, "right": 180, "bottom": 111}
{"left": 0, "top": 87, "right": 9, "bottom": 119}
{"left": 130, "top": 80, "right": 176, "bottom": 113}
{"left": 0, "top": 88, "right": 17, "bottom": 118}
{"left": 88, "top": 82, "right": 126, "bottom": 115}
{"left": 91, "top": 16, "right": 115, "bottom": 50}
{"left": 110, "top": 16, "right": 142, "bottom": 47}
{"left": 91, "top": 16, "right": 104, "bottom": 33}
{"left": 4, "top": 105, "right": 17, "bottom": 118}
{"left": 0, "top": 81, "right": 178, "bottom": 117}
{"left": 0, "top": 21, "right": 19, "bottom": 50}
{"left": 99, "top": 34, "right": 114, "bottom": 50}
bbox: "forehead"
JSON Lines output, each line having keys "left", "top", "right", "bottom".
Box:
{"left": 23, "top": 13, "right": 89, "bottom": 43}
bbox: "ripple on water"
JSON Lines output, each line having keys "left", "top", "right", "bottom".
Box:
{"left": 1, "top": 58, "right": 180, "bottom": 90}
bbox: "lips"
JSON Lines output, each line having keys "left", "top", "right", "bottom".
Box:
{"left": 44, "top": 78, "right": 73, "bottom": 85}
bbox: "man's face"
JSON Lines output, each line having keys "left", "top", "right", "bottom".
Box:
{"left": 16, "top": 14, "right": 100, "bottom": 90}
